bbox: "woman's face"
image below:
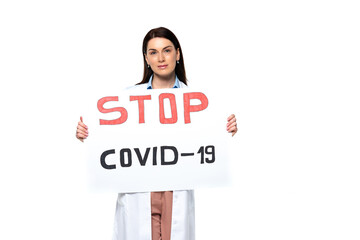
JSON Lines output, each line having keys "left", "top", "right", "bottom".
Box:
{"left": 145, "top": 37, "right": 180, "bottom": 79}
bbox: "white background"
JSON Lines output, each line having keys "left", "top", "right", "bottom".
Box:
{"left": 0, "top": 0, "right": 359, "bottom": 239}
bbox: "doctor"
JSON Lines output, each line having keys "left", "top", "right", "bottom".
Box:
{"left": 76, "top": 27, "right": 238, "bottom": 240}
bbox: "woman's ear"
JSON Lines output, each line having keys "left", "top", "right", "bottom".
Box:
{"left": 144, "top": 53, "right": 149, "bottom": 65}
{"left": 176, "top": 48, "right": 180, "bottom": 61}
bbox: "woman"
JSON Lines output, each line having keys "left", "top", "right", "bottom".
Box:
{"left": 76, "top": 27, "right": 238, "bottom": 240}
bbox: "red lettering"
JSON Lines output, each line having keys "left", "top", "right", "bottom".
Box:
{"left": 159, "top": 93, "right": 178, "bottom": 124}
{"left": 97, "top": 97, "right": 128, "bottom": 125}
{"left": 130, "top": 95, "right": 151, "bottom": 123}
{"left": 183, "top": 92, "right": 208, "bottom": 124}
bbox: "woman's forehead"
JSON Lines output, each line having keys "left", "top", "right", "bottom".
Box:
{"left": 147, "top": 37, "right": 174, "bottom": 51}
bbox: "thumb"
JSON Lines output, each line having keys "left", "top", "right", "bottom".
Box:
{"left": 80, "top": 116, "right": 83, "bottom": 122}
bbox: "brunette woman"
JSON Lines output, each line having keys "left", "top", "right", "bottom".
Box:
{"left": 76, "top": 27, "right": 237, "bottom": 240}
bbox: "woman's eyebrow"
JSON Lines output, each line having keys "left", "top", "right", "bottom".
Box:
{"left": 147, "top": 45, "right": 173, "bottom": 51}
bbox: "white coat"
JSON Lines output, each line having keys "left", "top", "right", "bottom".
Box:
{"left": 112, "top": 81, "right": 195, "bottom": 240}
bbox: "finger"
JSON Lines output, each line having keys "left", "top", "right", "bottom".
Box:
{"left": 227, "top": 121, "right": 237, "bottom": 130}
{"left": 77, "top": 129, "right": 88, "bottom": 138}
{"left": 80, "top": 116, "right": 83, "bottom": 122}
{"left": 76, "top": 123, "right": 89, "bottom": 136}
{"left": 227, "top": 114, "right": 235, "bottom": 121}
{"left": 228, "top": 126, "right": 238, "bottom": 137}
{"left": 227, "top": 125, "right": 237, "bottom": 132}
{"left": 76, "top": 126, "right": 88, "bottom": 136}
{"left": 77, "top": 132, "right": 88, "bottom": 139}
{"left": 77, "top": 123, "right": 88, "bottom": 132}
{"left": 76, "top": 130, "right": 89, "bottom": 141}
{"left": 227, "top": 117, "right": 236, "bottom": 127}
{"left": 78, "top": 120, "right": 88, "bottom": 129}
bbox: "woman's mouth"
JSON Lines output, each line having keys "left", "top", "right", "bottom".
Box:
{"left": 158, "top": 65, "right": 168, "bottom": 69}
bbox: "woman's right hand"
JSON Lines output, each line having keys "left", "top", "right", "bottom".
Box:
{"left": 76, "top": 116, "right": 88, "bottom": 142}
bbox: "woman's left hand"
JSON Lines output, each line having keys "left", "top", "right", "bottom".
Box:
{"left": 227, "top": 114, "right": 238, "bottom": 137}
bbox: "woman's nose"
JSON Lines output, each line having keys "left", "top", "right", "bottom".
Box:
{"left": 158, "top": 53, "right": 165, "bottom": 62}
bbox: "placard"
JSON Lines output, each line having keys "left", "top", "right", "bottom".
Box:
{"left": 85, "top": 87, "right": 230, "bottom": 193}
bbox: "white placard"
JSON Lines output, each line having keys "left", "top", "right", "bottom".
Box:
{"left": 85, "top": 87, "right": 231, "bottom": 193}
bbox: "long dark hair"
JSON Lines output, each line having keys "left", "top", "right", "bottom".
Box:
{"left": 137, "top": 27, "right": 187, "bottom": 85}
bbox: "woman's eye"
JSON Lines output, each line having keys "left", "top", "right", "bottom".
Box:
{"left": 150, "top": 51, "right": 157, "bottom": 55}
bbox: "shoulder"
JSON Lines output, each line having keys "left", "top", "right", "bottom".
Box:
{"left": 124, "top": 82, "right": 187, "bottom": 90}
{"left": 179, "top": 81, "right": 188, "bottom": 88}
{"left": 124, "top": 83, "right": 148, "bottom": 91}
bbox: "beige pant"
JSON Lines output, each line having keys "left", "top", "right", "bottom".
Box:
{"left": 151, "top": 191, "right": 173, "bottom": 240}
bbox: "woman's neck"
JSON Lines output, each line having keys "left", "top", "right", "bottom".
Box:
{"left": 152, "top": 73, "right": 176, "bottom": 89}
